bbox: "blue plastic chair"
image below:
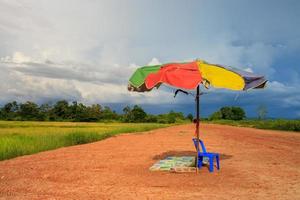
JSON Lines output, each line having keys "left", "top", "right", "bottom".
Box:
{"left": 192, "top": 138, "right": 220, "bottom": 172}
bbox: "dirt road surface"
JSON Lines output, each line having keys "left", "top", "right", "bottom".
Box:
{"left": 0, "top": 124, "right": 299, "bottom": 200}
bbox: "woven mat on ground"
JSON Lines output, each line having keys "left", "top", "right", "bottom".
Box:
{"left": 150, "top": 156, "right": 208, "bottom": 172}
{"left": 150, "top": 156, "right": 210, "bottom": 171}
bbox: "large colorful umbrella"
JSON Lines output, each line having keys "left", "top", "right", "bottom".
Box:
{"left": 128, "top": 59, "right": 267, "bottom": 171}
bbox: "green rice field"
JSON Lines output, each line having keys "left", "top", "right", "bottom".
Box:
{"left": 0, "top": 121, "right": 171, "bottom": 161}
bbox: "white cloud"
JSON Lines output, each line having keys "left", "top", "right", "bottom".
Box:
{"left": 147, "top": 58, "right": 161, "bottom": 65}
{"left": 1, "top": 52, "right": 32, "bottom": 64}
{"left": 0, "top": 52, "right": 176, "bottom": 105}
{"left": 0, "top": 66, "right": 82, "bottom": 104}
{"left": 244, "top": 68, "right": 253, "bottom": 73}
{"left": 266, "top": 81, "right": 295, "bottom": 93}
{"left": 12, "top": 52, "right": 31, "bottom": 63}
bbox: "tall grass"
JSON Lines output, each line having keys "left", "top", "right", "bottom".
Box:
{"left": 0, "top": 121, "right": 171, "bottom": 161}
{"left": 204, "top": 119, "right": 300, "bottom": 132}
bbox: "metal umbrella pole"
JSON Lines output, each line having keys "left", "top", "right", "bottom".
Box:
{"left": 195, "top": 85, "right": 200, "bottom": 173}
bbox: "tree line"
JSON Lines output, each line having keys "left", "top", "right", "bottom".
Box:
{"left": 0, "top": 100, "right": 193, "bottom": 123}
{"left": 0, "top": 100, "right": 248, "bottom": 122}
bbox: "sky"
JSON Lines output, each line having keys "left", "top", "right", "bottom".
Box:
{"left": 0, "top": 0, "right": 299, "bottom": 118}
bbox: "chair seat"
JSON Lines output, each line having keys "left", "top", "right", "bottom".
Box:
{"left": 199, "top": 152, "right": 219, "bottom": 157}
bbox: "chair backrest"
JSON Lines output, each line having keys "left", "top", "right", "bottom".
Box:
{"left": 192, "top": 138, "right": 207, "bottom": 153}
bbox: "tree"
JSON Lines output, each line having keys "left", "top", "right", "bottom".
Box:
{"left": 67, "top": 102, "right": 103, "bottom": 122}
{"left": 77, "top": 104, "right": 103, "bottom": 122}
{"left": 0, "top": 109, "right": 3, "bottom": 120}
{"left": 257, "top": 105, "right": 267, "bottom": 120}
{"left": 220, "top": 107, "right": 233, "bottom": 120}
{"left": 19, "top": 101, "right": 40, "bottom": 120}
{"left": 73, "top": 103, "right": 88, "bottom": 121}
{"left": 122, "top": 105, "right": 147, "bottom": 122}
{"left": 69, "top": 101, "right": 87, "bottom": 121}
{"left": 131, "top": 105, "right": 147, "bottom": 122}
{"left": 230, "top": 107, "right": 246, "bottom": 120}
{"left": 209, "top": 106, "right": 246, "bottom": 121}
{"left": 69, "top": 101, "right": 79, "bottom": 120}
{"left": 88, "top": 104, "right": 102, "bottom": 121}
{"left": 101, "top": 106, "right": 118, "bottom": 120}
{"left": 122, "top": 106, "right": 133, "bottom": 122}
{"left": 52, "top": 100, "right": 70, "bottom": 120}
{"left": 39, "top": 103, "right": 52, "bottom": 121}
{"left": 186, "top": 113, "right": 194, "bottom": 122}
{"left": 3, "top": 101, "right": 19, "bottom": 113}
{"left": 2, "top": 101, "right": 19, "bottom": 120}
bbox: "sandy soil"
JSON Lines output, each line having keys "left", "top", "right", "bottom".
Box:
{"left": 0, "top": 124, "right": 300, "bottom": 200}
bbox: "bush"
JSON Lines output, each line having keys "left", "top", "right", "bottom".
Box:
{"left": 155, "top": 111, "right": 185, "bottom": 124}
{"left": 209, "top": 111, "right": 222, "bottom": 120}
{"left": 144, "top": 115, "right": 158, "bottom": 123}
{"left": 205, "top": 119, "right": 300, "bottom": 132}
{"left": 255, "top": 119, "right": 300, "bottom": 131}
{"left": 186, "top": 114, "right": 194, "bottom": 122}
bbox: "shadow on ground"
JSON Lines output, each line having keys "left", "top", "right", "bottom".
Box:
{"left": 153, "top": 151, "right": 233, "bottom": 161}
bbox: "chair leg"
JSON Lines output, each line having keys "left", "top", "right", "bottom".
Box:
{"left": 216, "top": 155, "right": 220, "bottom": 170}
{"left": 198, "top": 156, "right": 203, "bottom": 169}
{"left": 209, "top": 156, "right": 214, "bottom": 172}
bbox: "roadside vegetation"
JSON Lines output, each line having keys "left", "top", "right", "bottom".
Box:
{"left": 205, "top": 119, "right": 300, "bottom": 132}
{"left": 0, "top": 121, "right": 172, "bottom": 161}
{"left": 206, "top": 106, "right": 300, "bottom": 132}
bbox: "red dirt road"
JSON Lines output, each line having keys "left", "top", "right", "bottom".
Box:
{"left": 0, "top": 124, "right": 300, "bottom": 200}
